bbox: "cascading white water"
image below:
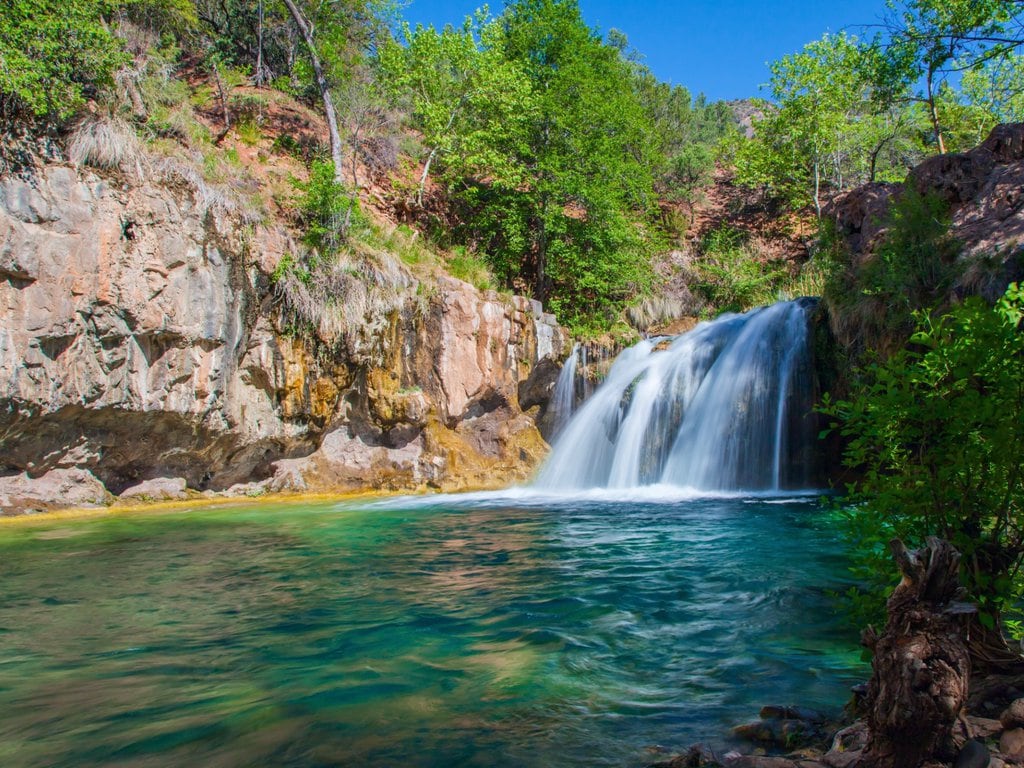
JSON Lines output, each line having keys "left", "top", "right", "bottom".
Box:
{"left": 548, "top": 342, "right": 580, "bottom": 437}
{"left": 534, "top": 299, "right": 819, "bottom": 492}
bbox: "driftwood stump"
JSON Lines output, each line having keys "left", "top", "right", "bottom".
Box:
{"left": 861, "top": 537, "right": 972, "bottom": 768}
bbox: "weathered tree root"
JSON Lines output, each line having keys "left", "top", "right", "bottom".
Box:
{"left": 860, "top": 537, "right": 972, "bottom": 768}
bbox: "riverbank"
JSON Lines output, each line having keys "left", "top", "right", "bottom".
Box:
{"left": 0, "top": 489, "right": 397, "bottom": 524}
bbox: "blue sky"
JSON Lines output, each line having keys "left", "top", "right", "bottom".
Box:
{"left": 401, "top": 0, "right": 894, "bottom": 102}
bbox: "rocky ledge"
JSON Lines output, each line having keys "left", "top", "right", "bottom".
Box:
{"left": 0, "top": 159, "right": 569, "bottom": 514}
{"left": 828, "top": 122, "right": 1024, "bottom": 302}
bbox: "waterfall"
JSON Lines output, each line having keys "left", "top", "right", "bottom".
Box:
{"left": 535, "top": 299, "right": 819, "bottom": 492}
{"left": 548, "top": 343, "right": 581, "bottom": 437}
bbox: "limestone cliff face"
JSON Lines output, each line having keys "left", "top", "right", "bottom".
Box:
{"left": 0, "top": 161, "right": 568, "bottom": 511}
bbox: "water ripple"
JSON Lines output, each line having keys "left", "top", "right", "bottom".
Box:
{"left": 0, "top": 495, "right": 865, "bottom": 767}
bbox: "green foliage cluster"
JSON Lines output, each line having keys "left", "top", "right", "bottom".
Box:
{"left": 821, "top": 283, "right": 1024, "bottom": 630}
{"left": 734, "top": 0, "right": 1024, "bottom": 218}
{"left": 629, "top": 65, "right": 737, "bottom": 204}
{"left": 0, "top": 0, "right": 127, "bottom": 121}
{"left": 691, "top": 226, "right": 788, "bottom": 314}
{"left": 734, "top": 32, "right": 926, "bottom": 216}
{"left": 378, "top": 0, "right": 713, "bottom": 331}
{"left": 824, "top": 187, "right": 960, "bottom": 353}
{"left": 447, "top": 247, "right": 494, "bottom": 292}
{"left": 293, "top": 160, "right": 364, "bottom": 254}
{"left": 1, "top": 0, "right": 745, "bottom": 334}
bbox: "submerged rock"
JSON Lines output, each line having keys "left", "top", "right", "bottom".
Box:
{"left": 648, "top": 743, "right": 720, "bottom": 768}
{"left": 732, "top": 718, "right": 817, "bottom": 749}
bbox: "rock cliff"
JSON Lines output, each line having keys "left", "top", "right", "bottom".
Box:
{"left": 828, "top": 123, "right": 1024, "bottom": 302}
{"left": 0, "top": 159, "right": 568, "bottom": 513}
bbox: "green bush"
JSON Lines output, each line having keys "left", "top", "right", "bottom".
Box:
{"left": 824, "top": 188, "right": 960, "bottom": 354}
{"left": 293, "top": 161, "right": 359, "bottom": 254}
{"left": 447, "top": 247, "right": 493, "bottom": 291}
{"left": 693, "top": 226, "right": 787, "bottom": 314}
{"left": 861, "top": 189, "right": 959, "bottom": 310}
{"left": 0, "top": 0, "right": 127, "bottom": 122}
{"left": 820, "top": 283, "right": 1024, "bottom": 631}
{"left": 234, "top": 116, "right": 263, "bottom": 146}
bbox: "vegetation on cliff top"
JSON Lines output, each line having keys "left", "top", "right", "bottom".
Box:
{"left": 0, "top": 0, "right": 739, "bottom": 334}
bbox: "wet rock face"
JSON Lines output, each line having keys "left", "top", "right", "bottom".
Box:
{"left": 0, "top": 161, "right": 569, "bottom": 511}
{"left": 270, "top": 279, "right": 568, "bottom": 494}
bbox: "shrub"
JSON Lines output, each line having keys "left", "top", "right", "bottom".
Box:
{"left": 234, "top": 117, "right": 263, "bottom": 146}
{"left": 820, "top": 283, "right": 1024, "bottom": 632}
{"left": 447, "top": 247, "right": 493, "bottom": 291}
{"left": 692, "top": 226, "right": 787, "bottom": 314}
{"left": 824, "top": 188, "right": 960, "bottom": 355}
{"left": 0, "top": 0, "right": 127, "bottom": 123}
{"left": 293, "top": 161, "right": 359, "bottom": 254}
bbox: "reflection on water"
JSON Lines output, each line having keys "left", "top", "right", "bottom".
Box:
{"left": 0, "top": 495, "right": 865, "bottom": 767}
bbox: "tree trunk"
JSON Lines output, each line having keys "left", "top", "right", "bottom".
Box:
{"left": 280, "top": 0, "right": 345, "bottom": 187}
{"left": 211, "top": 61, "right": 231, "bottom": 144}
{"left": 254, "top": 0, "right": 270, "bottom": 86}
{"left": 861, "top": 537, "right": 972, "bottom": 768}
{"left": 418, "top": 147, "right": 437, "bottom": 206}
{"left": 813, "top": 160, "right": 822, "bottom": 220}
{"left": 926, "top": 69, "right": 947, "bottom": 155}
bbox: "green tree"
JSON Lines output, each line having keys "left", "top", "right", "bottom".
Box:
{"left": 821, "top": 283, "right": 1024, "bottom": 636}
{"left": 377, "top": 13, "right": 534, "bottom": 204}
{"left": 963, "top": 52, "right": 1024, "bottom": 123}
{"left": 629, "top": 61, "right": 737, "bottom": 208}
{"left": 736, "top": 32, "right": 897, "bottom": 217}
{"left": 0, "top": 0, "right": 127, "bottom": 122}
{"left": 877, "top": 0, "right": 1024, "bottom": 153}
{"left": 735, "top": 32, "right": 932, "bottom": 216}
{"left": 935, "top": 52, "right": 1024, "bottom": 151}
{"left": 482, "top": 0, "right": 657, "bottom": 324}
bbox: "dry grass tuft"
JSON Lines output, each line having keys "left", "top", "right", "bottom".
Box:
{"left": 156, "top": 155, "right": 262, "bottom": 224}
{"left": 68, "top": 115, "right": 144, "bottom": 176}
{"left": 275, "top": 249, "right": 417, "bottom": 358}
{"left": 626, "top": 295, "right": 699, "bottom": 330}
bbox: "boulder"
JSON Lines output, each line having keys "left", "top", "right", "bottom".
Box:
{"left": 955, "top": 739, "right": 990, "bottom": 768}
{"left": 909, "top": 149, "right": 996, "bottom": 206}
{"left": 826, "top": 181, "right": 899, "bottom": 258}
{"left": 1002, "top": 698, "right": 1024, "bottom": 730}
{"left": 980, "top": 123, "right": 1024, "bottom": 163}
{"left": 119, "top": 476, "right": 188, "bottom": 501}
{"left": 0, "top": 468, "right": 108, "bottom": 514}
{"left": 967, "top": 715, "right": 1004, "bottom": 739}
{"left": 732, "top": 718, "right": 815, "bottom": 748}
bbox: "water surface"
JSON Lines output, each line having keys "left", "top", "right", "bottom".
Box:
{"left": 0, "top": 492, "right": 864, "bottom": 767}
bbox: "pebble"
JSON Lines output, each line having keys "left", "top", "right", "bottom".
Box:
{"left": 1001, "top": 697, "right": 1024, "bottom": 729}
{"left": 999, "top": 727, "right": 1024, "bottom": 759}
{"left": 954, "top": 739, "right": 990, "bottom": 768}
